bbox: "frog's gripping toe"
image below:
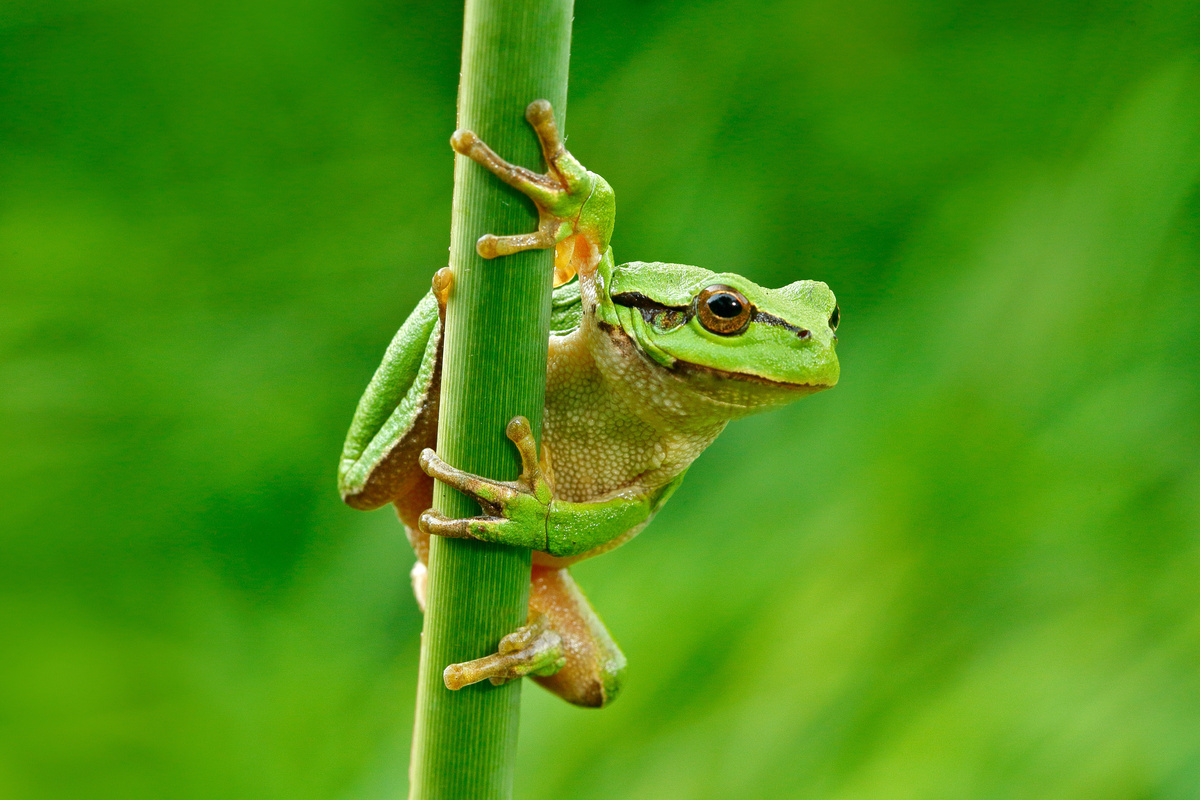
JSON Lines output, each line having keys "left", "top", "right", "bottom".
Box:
{"left": 418, "top": 508, "right": 495, "bottom": 541}
{"left": 449, "top": 100, "right": 594, "bottom": 261}
{"left": 443, "top": 615, "right": 566, "bottom": 690}
{"left": 417, "top": 416, "right": 551, "bottom": 549}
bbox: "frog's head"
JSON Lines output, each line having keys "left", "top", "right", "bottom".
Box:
{"left": 601, "top": 262, "right": 840, "bottom": 415}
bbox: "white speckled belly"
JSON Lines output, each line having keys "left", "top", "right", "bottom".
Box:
{"left": 542, "top": 319, "right": 725, "bottom": 504}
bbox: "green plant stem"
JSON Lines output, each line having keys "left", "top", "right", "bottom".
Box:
{"left": 407, "top": 0, "right": 573, "bottom": 797}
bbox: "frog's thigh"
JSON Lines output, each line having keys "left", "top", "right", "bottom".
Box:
{"left": 529, "top": 565, "right": 626, "bottom": 708}
{"left": 396, "top": 471, "right": 435, "bottom": 610}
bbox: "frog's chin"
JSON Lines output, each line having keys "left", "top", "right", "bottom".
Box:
{"left": 664, "top": 359, "right": 833, "bottom": 415}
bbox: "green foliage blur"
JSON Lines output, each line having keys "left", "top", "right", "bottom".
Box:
{"left": 3, "top": 0, "right": 1199, "bottom": 797}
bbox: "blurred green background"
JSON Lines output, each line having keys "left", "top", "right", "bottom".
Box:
{"left": 3, "top": 0, "right": 1199, "bottom": 797}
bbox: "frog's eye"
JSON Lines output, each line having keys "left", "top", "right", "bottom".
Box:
{"left": 829, "top": 305, "right": 840, "bottom": 332}
{"left": 695, "top": 285, "right": 753, "bottom": 336}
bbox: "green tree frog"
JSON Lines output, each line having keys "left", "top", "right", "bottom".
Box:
{"left": 338, "top": 100, "right": 840, "bottom": 708}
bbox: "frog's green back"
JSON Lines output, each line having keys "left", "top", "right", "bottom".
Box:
{"left": 338, "top": 277, "right": 583, "bottom": 511}
{"left": 550, "top": 276, "right": 583, "bottom": 336}
{"left": 338, "top": 291, "right": 442, "bottom": 510}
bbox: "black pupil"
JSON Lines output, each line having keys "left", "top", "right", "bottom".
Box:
{"left": 829, "top": 306, "right": 840, "bottom": 330}
{"left": 707, "top": 293, "right": 742, "bottom": 318}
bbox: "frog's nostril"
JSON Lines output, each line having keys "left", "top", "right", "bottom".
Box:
{"left": 797, "top": 329, "right": 811, "bottom": 340}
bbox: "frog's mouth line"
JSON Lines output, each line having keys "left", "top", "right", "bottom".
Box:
{"left": 598, "top": 317, "right": 831, "bottom": 393}
{"left": 667, "top": 359, "right": 832, "bottom": 391}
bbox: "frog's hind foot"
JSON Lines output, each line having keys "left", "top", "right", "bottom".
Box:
{"left": 450, "top": 100, "right": 602, "bottom": 265}
{"left": 443, "top": 613, "right": 566, "bottom": 689}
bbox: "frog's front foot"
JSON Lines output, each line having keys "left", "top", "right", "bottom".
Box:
{"left": 444, "top": 613, "right": 566, "bottom": 690}
{"left": 418, "top": 416, "right": 552, "bottom": 552}
{"left": 451, "top": 100, "right": 613, "bottom": 280}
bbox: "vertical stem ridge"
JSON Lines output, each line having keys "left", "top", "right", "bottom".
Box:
{"left": 408, "top": 1, "right": 573, "bottom": 798}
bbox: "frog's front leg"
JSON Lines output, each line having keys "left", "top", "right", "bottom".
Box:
{"left": 417, "top": 416, "right": 662, "bottom": 703}
{"left": 451, "top": 100, "right": 615, "bottom": 280}
{"left": 418, "top": 416, "right": 671, "bottom": 559}
{"left": 417, "top": 416, "right": 554, "bottom": 552}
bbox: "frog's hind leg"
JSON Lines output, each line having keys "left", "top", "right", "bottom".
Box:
{"left": 527, "top": 566, "right": 625, "bottom": 707}
{"left": 443, "top": 612, "right": 567, "bottom": 693}
{"left": 438, "top": 566, "right": 625, "bottom": 707}
{"left": 395, "top": 470, "right": 435, "bottom": 612}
